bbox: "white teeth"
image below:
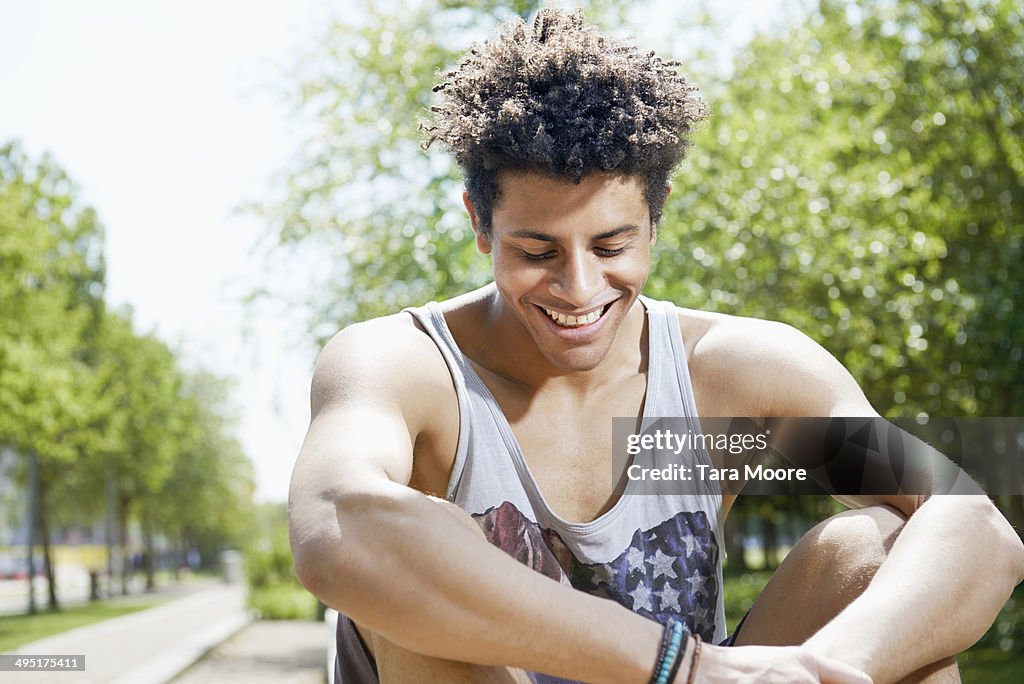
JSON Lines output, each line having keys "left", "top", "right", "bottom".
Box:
{"left": 542, "top": 306, "right": 603, "bottom": 327}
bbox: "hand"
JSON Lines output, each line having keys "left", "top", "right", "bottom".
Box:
{"left": 686, "top": 643, "right": 873, "bottom": 684}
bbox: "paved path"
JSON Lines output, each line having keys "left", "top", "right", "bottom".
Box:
{"left": 171, "top": 621, "right": 327, "bottom": 684}
{"left": 4, "top": 583, "right": 250, "bottom": 684}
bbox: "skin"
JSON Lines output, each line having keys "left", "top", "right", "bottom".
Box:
{"left": 289, "top": 171, "right": 1024, "bottom": 683}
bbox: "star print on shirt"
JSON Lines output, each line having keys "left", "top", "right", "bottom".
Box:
{"left": 472, "top": 503, "right": 720, "bottom": 641}
{"left": 569, "top": 510, "right": 720, "bottom": 639}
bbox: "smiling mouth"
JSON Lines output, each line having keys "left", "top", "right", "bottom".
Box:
{"left": 539, "top": 303, "right": 612, "bottom": 328}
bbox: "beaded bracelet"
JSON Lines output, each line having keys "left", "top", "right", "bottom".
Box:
{"left": 650, "top": 621, "right": 672, "bottom": 684}
{"left": 666, "top": 632, "right": 688, "bottom": 683}
{"left": 649, "top": 619, "right": 684, "bottom": 684}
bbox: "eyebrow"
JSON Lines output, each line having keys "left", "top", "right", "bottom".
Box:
{"left": 506, "top": 224, "right": 642, "bottom": 242}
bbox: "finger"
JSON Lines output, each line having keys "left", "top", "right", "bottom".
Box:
{"left": 816, "top": 656, "right": 873, "bottom": 684}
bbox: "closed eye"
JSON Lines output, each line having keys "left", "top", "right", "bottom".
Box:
{"left": 595, "top": 246, "right": 626, "bottom": 257}
{"left": 521, "top": 249, "right": 557, "bottom": 261}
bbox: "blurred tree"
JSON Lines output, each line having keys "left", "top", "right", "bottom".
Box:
{"left": 151, "top": 369, "right": 255, "bottom": 576}
{"left": 657, "top": 0, "right": 1022, "bottom": 420}
{"left": 0, "top": 142, "right": 107, "bottom": 610}
{"left": 70, "top": 308, "right": 254, "bottom": 593}
{"left": 94, "top": 312, "right": 188, "bottom": 593}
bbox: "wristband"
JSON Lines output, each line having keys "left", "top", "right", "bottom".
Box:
{"left": 667, "top": 632, "right": 688, "bottom": 683}
{"left": 650, "top": 619, "right": 684, "bottom": 684}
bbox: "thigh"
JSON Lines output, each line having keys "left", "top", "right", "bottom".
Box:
{"left": 356, "top": 623, "right": 533, "bottom": 684}
{"left": 733, "top": 504, "right": 906, "bottom": 647}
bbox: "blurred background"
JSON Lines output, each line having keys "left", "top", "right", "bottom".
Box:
{"left": 0, "top": 0, "right": 1020, "bottom": 681}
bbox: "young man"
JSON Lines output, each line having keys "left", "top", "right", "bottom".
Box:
{"left": 288, "top": 9, "right": 1023, "bottom": 683}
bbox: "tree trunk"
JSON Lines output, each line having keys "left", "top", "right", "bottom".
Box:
{"left": 37, "top": 480, "right": 60, "bottom": 611}
{"left": 106, "top": 471, "right": 116, "bottom": 599}
{"left": 142, "top": 514, "right": 155, "bottom": 592}
{"left": 26, "top": 451, "right": 39, "bottom": 615}
{"left": 119, "top": 494, "right": 131, "bottom": 595}
{"left": 172, "top": 539, "right": 182, "bottom": 582}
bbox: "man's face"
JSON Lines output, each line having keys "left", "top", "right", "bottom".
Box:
{"left": 472, "top": 171, "right": 654, "bottom": 372}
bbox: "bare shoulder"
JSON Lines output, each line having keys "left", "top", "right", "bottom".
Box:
{"left": 674, "top": 306, "right": 873, "bottom": 417}
{"left": 312, "top": 312, "right": 455, "bottom": 428}
{"left": 675, "top": 306, "right": 823, "bottom": 373}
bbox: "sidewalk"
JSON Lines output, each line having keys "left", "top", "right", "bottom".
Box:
{"left": 171, "top": 621, "right": 327, "bottom": 684}
{"left": 3, "top": 582, "right": 251, "bottom": 684}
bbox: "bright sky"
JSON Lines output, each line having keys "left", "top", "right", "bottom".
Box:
{"left": 0, "top": 0, "right": 785, "bottom": 503}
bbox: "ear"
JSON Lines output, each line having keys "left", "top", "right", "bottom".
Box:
{"left": 464, "top": 191, "right": 492, "bottom": 254}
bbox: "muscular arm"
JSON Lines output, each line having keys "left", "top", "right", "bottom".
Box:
{"left": 288, "top": 318, "right": 665, "bottom": 682}
{"left": 704, "top": 317, "right": 1024, "bottom": 682}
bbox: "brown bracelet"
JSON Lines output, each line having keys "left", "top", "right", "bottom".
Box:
{"left": 685, "top": 634, "right": 702, "bottom": 684}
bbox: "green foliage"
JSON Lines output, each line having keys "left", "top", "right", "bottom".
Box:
{"left": 722, "top": 570, "right": 772, "bottom": 633}
{"left": 657, "top": 0, "right": 1023, "bottom": 417}
{"left": 148, "top": 370, "right": 255, "bottom": 553}
{"left": 245, "top": 523, "right": 295, "bottom": 590}
{"left": 0, "top": 141, "right": 105, "bottom": 461}
{"left": 245, "top": 503, "right": 317, "bottom": 620}
{"left": 248, "top": 584, "right": 319, "bottom": 621}
{"left": 960, "top": 649, "right": 1024, "bottom": 684}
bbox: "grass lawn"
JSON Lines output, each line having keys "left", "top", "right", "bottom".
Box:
{"left": 0, "top": 599, "right": 161, "bottom": 652}
{"left": 723, "top": 572, "right": 1024, "bottom": 683}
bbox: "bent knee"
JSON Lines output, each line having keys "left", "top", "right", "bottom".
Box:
{"left": 807, "top": 505, "right": 906, "bottom": 586}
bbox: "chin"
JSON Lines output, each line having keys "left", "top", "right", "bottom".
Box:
{"left": 521, "top": 296, "right": 633, "bottom": 372}
{"left": 543, "top": 346, "right": 608, "bottom": 372}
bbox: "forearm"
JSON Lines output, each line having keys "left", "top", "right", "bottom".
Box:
{"left": 293, "top": 484, "right": 663, "bottom": 682}
{"left": 804, "top": 495, "right": 1024, "bottom": 682}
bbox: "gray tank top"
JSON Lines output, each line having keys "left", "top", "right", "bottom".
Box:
{"left": 334, "top": 296, "right": 725, "bottom": 683}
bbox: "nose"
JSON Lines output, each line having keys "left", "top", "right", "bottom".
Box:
{"left": 552, "top": 249, "right": 604, "bottom": 308}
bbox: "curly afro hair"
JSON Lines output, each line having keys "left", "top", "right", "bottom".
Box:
{"left": 422, "top": 8, "right": 708, "bottom": 236}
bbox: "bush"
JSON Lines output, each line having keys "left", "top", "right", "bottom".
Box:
{"left": 244, "top": 506, "right": 319, "bottom": 620}
{"left": 249, "top": 583, "right": 319, "bottom": 620}
{"left": 245, "top": 525, "right": 295, "bottom": 590}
